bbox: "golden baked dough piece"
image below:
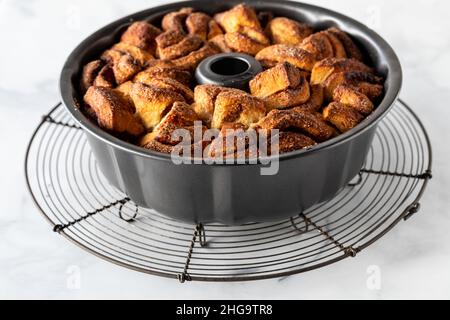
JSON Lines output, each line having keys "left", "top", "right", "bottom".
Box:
{"left": 333, "top": 85, "right": 373, "bottom": 115}
{"left": 296, "top": 84, "right": 325, "bottom": 112}
{"left": 273, "top": 132, "right": 316, "bottom": 153}
{"left": 311, "top": 58, "right": 373, "bottom": 86}
{"left": 323, "top": 102, "right": 364, "bottom": 132}
{"left": 81, "top": 60, "right": 107, "bottom": 92}
{"left": 265, "top": 17, "right": 313, "bottom": 45}
{"left": 140, "top": 135, "right": 174, "bottom": 154}
{"left": 84, "top": 86, "right": 144, "bottom": 136}
{"left": 93, "top": 65, "right": 116, "bottom": 88}
{"left": 161, "top": 7, "right": 194, "bottom": 32}
{"left": 186, "top": 12, "right": 223, "bottom": 40}
{"left": 110, "top": 42, "right": 154, "bottom": 66}
{"left": 211, "top": 88, "right": 266, "bottom": 129}
{"left": 209, "top": 34, "right": 232, "bottom": 53}
{"left": 256, "top": 108, "right": 335, "bottom": 142}
{"left": 155, "top": 30, "right": 203, "bottom": 60}
{"left": 193, "top": 84, "right": 227, "bottom": 125}
{"left": 321, "top": 70, "right": 383, "bottom": 100}
{"left": 249, "top": 62, "right": 310, "bottom": 109}
{"left": 130, "top": 82, "right": 185, "bottom": 130}
{"left": 135, "top": 75, "right": 194, "bottom": 103}
{"left": 224, "top": 26, "right": 269, "bottom": 55}
{"left": 120, "top": 21, "right": 162, "bottom": 55}
{"left": 138, "top": 60, "right": 192, "bottom": 86}
{"left": 326, "top": 27, "right": 363, "bottom": 61}
{"left": 150, "top": 101, "right": 203, "bottom": 145}
{"left": 172, "top": 43, "right": 220, "bottom": 71}
{"left": 214, "top": 4, "right": 262, "bottom": 33}
{"left": 300, "top": 31, "right": 347, "bottom": 60}
{"left": 115, "top": 81, "right": 134, "bottom": 104}
{"left": 206, "top": 123, "right": 255, "bottom": 159}
{"left": 255, "top": 44, "right": 317, "bottom": 71}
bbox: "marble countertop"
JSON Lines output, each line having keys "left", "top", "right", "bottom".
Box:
{"left": 1, "top": 0, "right": 449, "bottom": 299}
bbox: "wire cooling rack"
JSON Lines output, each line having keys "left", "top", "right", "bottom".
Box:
{"left": 25, "top": 99, "right": 432, "bottom": 282}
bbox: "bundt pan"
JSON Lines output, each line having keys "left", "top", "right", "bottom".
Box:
{"left": 60, "top": 0, "right": 402, "bottom": 225}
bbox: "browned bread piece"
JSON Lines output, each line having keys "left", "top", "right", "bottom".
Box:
{"left": 81, "top": 60, "right": 104, "bottom": 93}
{"left": 150, "top": 101, "right": 203, "bottom": 145}
{"left": 323, "top": 102, "right": 364, "bottom": 132}
{"left": 311, "top": 58, "right": 373, "bottom": 86}
{"left": 214, "top": 4, "right": 262, "bottom": 33}
{"left": 186, "top": 12, "right": 223, "bottom": 40}
{"left": 256, "top": 108, "right": 335, "bottom": 142}
{"left": 333, "top": 85, "right": 373, "bottom": 115}
{"left": 209, "top": 34, "right": 232, "bottom": 53}
{"left": 138, "top": 60, "right": 192, "bottom": 86}
{"left": 110, "top": 42, "right": 154, "bottom": 66}
{"left": 211, "top": 88, "right": 266, "bottom": 129}
{"left": 255, "top": 44, "right": 317, "bottom": 71}
{"left": 296, "top": 84, "right": 324, "bottom": 112}
{"left": 206, "top": 123, "right": 254, "bottom": 159}
{"left": 224, "top": 26, "right": 269, "bottom": 55}
{"left": 155, "top": 30, "right": 203, "bottom": 60}
{"left": 300, "top": 31, "right": 347, "bottom": 60}
{"left": 193, "top": 84, "right": 228, "bottom": 125}
{"left": 326, "top": 27, "right": 363, "bottom": 61}
{"left": 130, "top": 82, "right": 186, "bottom": 130}
{"left": 134, "top": 74, "right": 194, "bottom": 103}
{"left": 120, "top": 21, "right": 162, "bottom": 55}
{"left": 249, "top": 62, "right": 310, "bottom": 109}
{"left": 321, "top": 70, "right": 383, "bottom": 100}
{"left": 161, "top": 7, "right": 194, "bottom": 32}
{"left": 250, "top": 62, "right": 303, "bottom": 98}
{"left": 273, "top": 131, "right": 316, "bottom": 153}
{"left": 172, "top": 43, "right": 220, "bottom": 71}
{"left": 140, "top": 133, "right": 174, "bottom": 154}
{"left": 265, "top": 17, "right": 313, "bottom": 45}
{"left": 84, "top": 86, "right": 144, "bottom": 136}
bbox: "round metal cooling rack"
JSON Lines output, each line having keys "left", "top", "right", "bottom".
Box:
{"left": 25, "top": 99, "right": 432, "bottom": 282}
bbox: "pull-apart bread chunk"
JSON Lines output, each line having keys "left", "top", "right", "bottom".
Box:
{"left": 193, "top": 85, "right": 265, "bottom": 129}
{"left": 130, "top": 82, "right": 185, "bottom": 130}
{"left": 155, "top": 30, "right": 204, "bottom": 60}
{"left": 256, "top": 108, "right": 335, "bottom": 142}
{"left": 84, "top": 86, "right": 144, "bottom": 136}
{"left": 214, "top": 4, "right": 269, "bottom": 55}
{"left": 120, "top": 21, "right": 162, "bottom": 55}
{"left": 171, "top": 43, "right": 220, "bottom": 71}
{"left": 300, "top": 31, "right": 347, "bottom": 60}
{"left": 265, "top": 17, "right": 313, "bottom": 45}
{"left": 136, "top": 60, "right": 192, "bottom": 86}
{"left": 250, "top": 62, "right": 310, "bottom": 109}
{"left": 326, "top": 27, "right": 364, "bottom": 61}
{"left": 255, "top": 44, "right": 317, "bottom": 71}
{"left": 323, "top": 102, "right": 364, "bottom": 133}
{"left": 333, "top": 85, "right": 373, "bottom": 115}
{"left": 186, "top": 12, "right": 224, "bottom": 40}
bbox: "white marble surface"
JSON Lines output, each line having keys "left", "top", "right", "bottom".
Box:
{"left": 0, "top": 0, "right": 449, "bottom": 300}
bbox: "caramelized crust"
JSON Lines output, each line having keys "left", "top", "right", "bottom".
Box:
{"left": 81, "top": 60, "right": 104, "bottom": 93}
{"left": 207, "top": 123, "right": 255, "bottom": 159}
{"left": 93, "top": 65, "right": 116, "bottom": 88}
{"left": 134, "top": 74, "right": 194, "bottom": 103}
{"left": 322, "top": 70, "right": 383, "bottom": 100}
{"left": 255, "top": 44, "right": 317, "bottom": 71}
{"left": 138, "top": 60, "right": 192, "bottom": 85}
{"left": 274, "top": 132, "right": 316, "bottom": 153}
{"left": 100, "top": 48, "right": 143, "bottom": 84}
{"left": 193, "top": 84, "right": 227, "bottom": 125}
{"left": 120, "top": 21, "right": 162, "bottom": 54}
{"left": 208, "top": 34, "right": 232, "bottom": 53}
{"left": 212, "top": 88, "right": 266, "bottom": 129}
{"left": 326, "top": 27, "right": 363, "bottom": 61}
{"left": 156, "top": 30, "right": 203, "bottom": 60}
{"left": 224, "top": 26, "right": 269, "bottom": 55}
{"left": 323, "top": 102, "right": 364, "bottom": 132}
{"left": 263, "top": 81, "right": 310, "bottom": 110}
{"left": 172, "top": 43, "right": 220, "bottom": 71}
{"left": 333, "top": 85, "right": 373, "bottom": 115}
{"left": 265, "top": 17, "right": 313, "bottom": 45}
{"left": 161, "top": 7, "right": 193, "bottom": 32}
{"left": 300, "top": 32, "right": 335, "bottom": 60}
{"left": 250, "top": 62, "right": 304, "bottom": 98}
{"left": 186, "top": 12, "right": 224, "bottom": 40}
{"left": 84, "top": 86, "right": 144, "bottom": 136}
{"left": 111, "top": 42, "right": 154, "bottom": 66}
{"left": 115, "top": 81, "right": 134, "bottom": 104}
{"left": 140, "top": 134, "right": 174, "bottom": 154}
{"left": 150, "top": 101, "right": 202, "bottom": 145}
{"left": 214, "top": 4, "right": 262, "bottom": 33}
{"left": 257, "top": 108, "right": 335, "bottom": 142}
{"left": 297, "top": 84, "right": 324, "bottom": 111}
{"left": 311, "top": 58, "right": 373, "bottom": 85}
{"left": 130, "top": 82, "right": 185, "bottom": 130}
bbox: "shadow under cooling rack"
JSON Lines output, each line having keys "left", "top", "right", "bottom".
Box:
{"left": 25, "top": 99, "right": 432, "bottom": 282}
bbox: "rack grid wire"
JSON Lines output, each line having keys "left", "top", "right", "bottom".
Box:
{"left": 25, "top": 99, "right": 432, "bottom": 282}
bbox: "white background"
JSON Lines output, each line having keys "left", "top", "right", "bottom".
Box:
{"left": 0, "top": 0, "right": 449, "bottom": 299}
